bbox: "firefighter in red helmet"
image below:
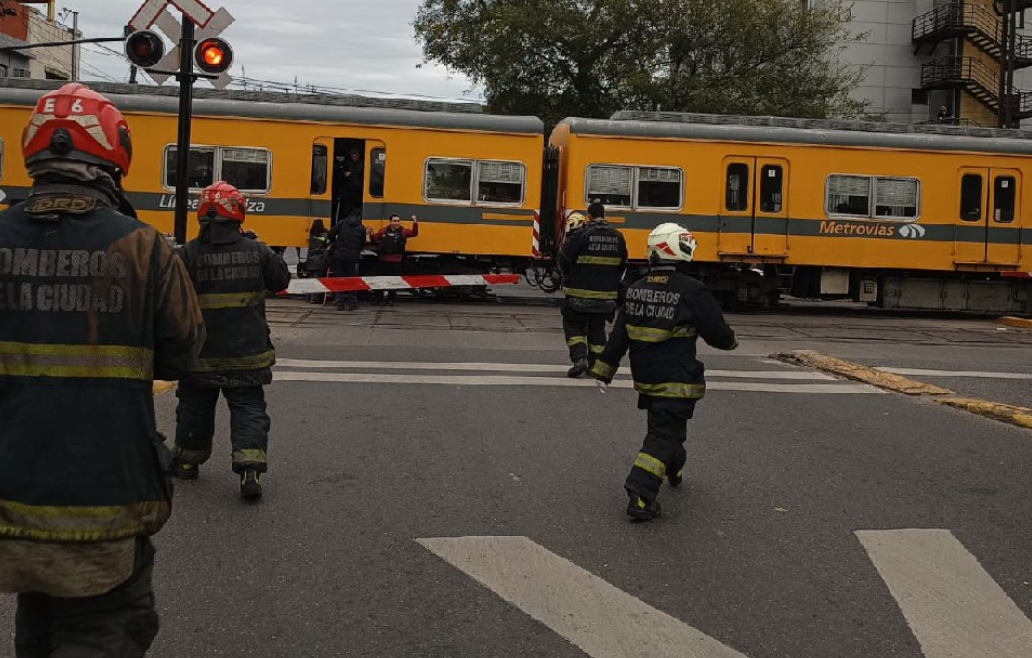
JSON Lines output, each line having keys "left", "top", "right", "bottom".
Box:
{"left": 0, "top": 83, "right": 204, "bottom": 656}
{"left": 173, "top": 181, "right": 290, "bottom": 500}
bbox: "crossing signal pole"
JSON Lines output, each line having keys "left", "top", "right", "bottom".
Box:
{"left": 125, "top": 0, "right": 234, "bottom": 244}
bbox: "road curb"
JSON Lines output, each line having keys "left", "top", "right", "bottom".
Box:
{"left": 774, "top": 350, "right": 1032, "bottom": 433}
{"left": 153, "top": 381, "right": 176, "bottom": 395}
{"left": 771, "top": 350, "right": 953, "bottom": 396}
{"left": 997, "top": 316, "right": 1032, "bottom": 330}
{"left": 934, "top": 398, "right": 1032, "bottom": 430}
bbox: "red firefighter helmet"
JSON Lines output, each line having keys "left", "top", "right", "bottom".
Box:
{"left": 22, "top": 83, "right": 133, "bottom": 176}
{"left": 197, "top": 181, "right": 247, "bottom": 223}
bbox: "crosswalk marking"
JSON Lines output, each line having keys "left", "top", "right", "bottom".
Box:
{"left": 857, "top": 529, "right": 1032, "bottom": 658}
{"left": 273, "top": 370, "right": 879, "bottom": 394}
{"left": 879, "top": 367, "right": 1032, "bottom": 380}
{"left": 419, "top": 536, "right": 752, "bottom": 658}
{"left": 275, "top": 358, "right": 835, "bottom": 380}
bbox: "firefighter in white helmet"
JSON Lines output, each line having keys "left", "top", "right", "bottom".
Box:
{"left": 591, "top": 223, "right": 738, "bottom": 521}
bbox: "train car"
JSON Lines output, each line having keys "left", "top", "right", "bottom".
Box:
{"left": 0, "top": 80, "right": 543, "bottom": 273}
{"left": 543, "top": 112, "right": 1032, "bottom": 312}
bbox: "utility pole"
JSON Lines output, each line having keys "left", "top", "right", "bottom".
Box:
{"left": 70, "top": 9, "right": 78, "bottom": 81}
{"left": 172, "top": 18, "right": 196, "bottom": 245}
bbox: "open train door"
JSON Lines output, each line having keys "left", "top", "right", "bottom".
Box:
{"left": 363, "top": 140, "right": 387, "bottom": 225}
{"left": 718, "top": 156, "right": 789, "bottom": 259}
{"left": 955, "top": 167, "right": 1022, "bottom": 266}
{"left": 308, "top": 138, "right": 333, "bottom": 228}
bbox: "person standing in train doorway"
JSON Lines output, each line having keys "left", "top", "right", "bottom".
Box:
{"left": 172, "top": 182, "right": 291, "bottom": 500}
{"left": 372, "top": 214, "right": 419, "bottom": 306}
{"left": 341, "top": 147, "right": 365, "bottom": 218}
{"left": 557, "top": 201, "right": 627, "bottom": 377}
{"left": 591, "top": 224, "right": 738, "bottom": 521}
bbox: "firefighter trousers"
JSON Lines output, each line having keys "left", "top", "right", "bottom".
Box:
{"left": 175, "top": 383, "right": 270, "bottom": 473}
{"left": 625, "top": 398, "right": 695, "bottom": 502}
{"left": 15, "top": 539, "right": 158, "bottom": 658}
{"left": 561, "top": 302, "right": 607, "bottom": 363}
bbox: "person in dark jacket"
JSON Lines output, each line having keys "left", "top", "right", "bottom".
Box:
{"left": 173, "top": 181, "right": 291, "bottom": 500}
{"left": 591, "top": 223, "right": 738, "bottom": 521}
{"left": 371, "top": 213, "right": 418, "bottom": 306}
{"left": 0, "top": 83, "right": 205, "bottom": 658}
{"left": 304, "top": 219, "right": 331, "bottom": 304}
{"left": 328, "top": 209, "right": 367, "bottom": 310}
{"left": 558, "top": 202, "right": 627, "bottom": 377}
{"left": 341, "top": 147, "right": 364, "bottom": 218}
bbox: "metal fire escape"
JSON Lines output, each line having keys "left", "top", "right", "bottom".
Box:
{"left": 913, "top": 1, "right": 1032, "bottom": 124}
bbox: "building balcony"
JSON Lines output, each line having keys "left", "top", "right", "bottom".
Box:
{"left": 913, "top": 2, "right": 1032, "bottom": 68}
{"left": 921, "top": 56, "right": 1032, "bottom": 120}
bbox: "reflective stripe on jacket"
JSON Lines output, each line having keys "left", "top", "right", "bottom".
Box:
{"left": 0, "top": 186, "right": 205, "bottom": 542}
{"left": 591, "top": 267, "right": 738, "bottom": 400}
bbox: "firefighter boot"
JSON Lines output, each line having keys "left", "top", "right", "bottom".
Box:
{"left": 240, "top": 469, "right": 262, "bottom": 500}
{"left": 668, "top": 469, "right": 683, "bottom": 488}
{"left": 567, "top": 358, "right": 589, "bottom": 378}
{"left": 171, "top": 458, "right": 199, "bottom": 481}
{"left": 627, "top": 494, "right": 661, "bottom": 521}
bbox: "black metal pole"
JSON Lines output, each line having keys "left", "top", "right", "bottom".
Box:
{"left": 1006, "top": 0, "right": 1018, "bottom": 127}
{"left": 999, "top": 3, "right": 1009, "bottom": 128}
{"left": 173, "top": 18, "right": 196, "bottom": 245}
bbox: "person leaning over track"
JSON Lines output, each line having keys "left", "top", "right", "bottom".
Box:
{"left": 557, "top": 202, "right": 627, "bottom": 378}
{"left": 172, "top": 181, "right": 291, "bottom": 500}
{"left": 591, "top": 223, "right": 738, "bottom": 522}
{"left": 0, "top": 82, "right": 205, "bottom": 658}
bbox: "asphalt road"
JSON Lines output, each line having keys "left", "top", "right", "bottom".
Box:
{"left": 2, "top": 296, "right": 1031, "bottom": 658}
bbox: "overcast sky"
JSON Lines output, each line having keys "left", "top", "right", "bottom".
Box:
{"left": 69, "top": 0, "right": 480, "bottom": 101}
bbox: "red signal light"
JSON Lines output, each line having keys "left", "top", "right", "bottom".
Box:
{"left": 124, "top": 29, "right": 165, "bottom": 68}
{"left": 194, "top": 37, "right": 233, "bottom": 74}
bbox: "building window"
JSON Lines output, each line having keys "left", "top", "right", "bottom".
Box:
{"left": 12, "top": 68, "right": 30, "bottom": 79}
{"left": 163, "top": 145, "right": 271, "bottom": 193}
{"left": 0, "top": 65, "right": 7, "bottom": 78}
{"left": 826, "top": 174, "right": 920, "bottom": 220}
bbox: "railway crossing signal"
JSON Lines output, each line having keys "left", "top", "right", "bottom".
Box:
{"left": 195, "top": 37, "right": 232, "bottom": 74}
{"left": 124, "top": 29, "right": 165, "bottom": 68}
{"left": 126, "top": 0, "right": 236, "bottom": 244}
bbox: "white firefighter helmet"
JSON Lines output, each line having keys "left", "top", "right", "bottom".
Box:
{"left": 646, "top": 222, "right": 697, "bottom": 263}
{"left": 566, "top": 211, "right": 588, "bottom": 232}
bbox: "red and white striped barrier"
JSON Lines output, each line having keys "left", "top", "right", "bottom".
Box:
{"left": 285, "top": 274, "right": 521, "bottom": 295}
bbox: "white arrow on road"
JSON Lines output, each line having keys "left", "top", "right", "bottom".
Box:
{"left": 857, "top": 529, "right": 1032, "bottom": 658}
{"left": 418, "top": 536, "right": 752, "bottom": 658}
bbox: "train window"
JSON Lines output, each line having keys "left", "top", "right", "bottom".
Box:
{"left": 960, "top": 174, "right": 982, "bottom": 221}
{"left": 369, "top": 148, "right": 386, "bottom": 198}
{"left": 164, "top": 146, "right": 215, "bottom": 189}
{"left": 586, "top": 165, "right": 632, "bottom": 207}
{"left": 993, "top": 176, "right": 1016, "bottom": 223}
{"left": 311, "top": 145, "right": 327, "bottom": 195}
{"left": 221, "top": 148, "right": 271, "bottom": 193}
{"left": 726, "top": 163, "right": 749, "bottom": 211}
{"left": 874, "top": 177, "right": 918, "bottom": 219}
{"left": 637, "top": 167, "right": 681, "bottom": 209}
{"left": 477, "top": 160, "right": 524, "bottom": 204}
{"left": 826, "top": 175, "right": 870, "bottom": 217}
{"left": 425, "top": 158, "right": 473, "bottom": 202}
{"left": 759, "top": 165, "right": 783, "bottom": 213}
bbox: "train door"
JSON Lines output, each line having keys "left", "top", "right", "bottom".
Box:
{"left": 955, "top": 167, "right": 1022, "bottom": 264}
{"left": 364, "top": 140, "right": 387, "bottom": 225}
{"left": 309, "top": 139, "right": 333, "bottom": 228}
{"left": 718, "top": 156, "right": 789, "bottom": 258}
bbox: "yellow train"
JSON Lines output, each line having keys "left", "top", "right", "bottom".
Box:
{"left": 2, "top": 80, "right": 1032, "bottom": 312}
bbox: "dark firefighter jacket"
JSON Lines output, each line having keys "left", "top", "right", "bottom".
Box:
{"left": 558, "top": 220, "right": 627, "bottom": 312}
{"left": 591, "top": 266, "right": 738, "bottom": 400}
{"left": 0, "top": 182, "right": 205, "bottom": 543}
{"left": 179, "top": 220, "right": 291, "bottom": 388}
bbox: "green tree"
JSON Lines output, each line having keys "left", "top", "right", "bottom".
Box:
{"left": 414, "top": 0, "right": 868, "bottom": 126}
